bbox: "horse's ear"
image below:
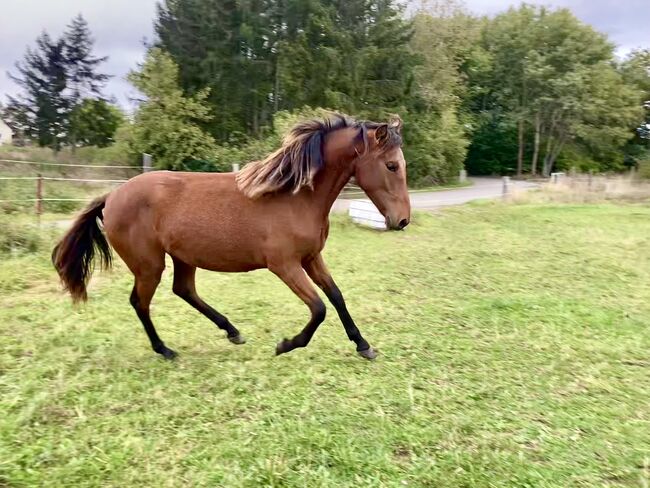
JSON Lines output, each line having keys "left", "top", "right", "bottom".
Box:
{"left": 389, "top": 115, "right": 402, "bottom": 134}
{"left": 375, "top": 124, "right": 389, "bottom": 145}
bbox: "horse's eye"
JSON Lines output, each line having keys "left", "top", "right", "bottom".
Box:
{"left": 386, "top": 162, "right": 398, "bottom": 173}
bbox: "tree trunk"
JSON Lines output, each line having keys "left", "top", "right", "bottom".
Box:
{"left": 542, "top": 134, "right": 553, "bottom": 177}
{"left": 516, "top": 118, "right": 524, "bottom": 177}
{"left": 531, "top": 112, "right": 541, "bottom": 176}
{"left": 273, "top": 55, "right": 280, "bottom": 113}
{"left": 547, "top": 136, "right": 567, "bottom": 174}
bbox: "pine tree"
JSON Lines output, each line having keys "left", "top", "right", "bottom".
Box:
{"left": 64, "top": 14, "right": 110, "bottom": 149}
{"left": 6, "top": 16, "right": 112, "bottom": 151}
{"left": 7, "top": 32, "right": 69, "bottom": 151}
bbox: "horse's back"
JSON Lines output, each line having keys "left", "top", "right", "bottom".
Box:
{"left": 103, "top": 171, "right": 269, "bottom": 271}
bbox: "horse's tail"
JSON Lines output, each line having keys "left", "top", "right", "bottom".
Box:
{"left": 52, "top": 194, "right": 113, "bottom": 303}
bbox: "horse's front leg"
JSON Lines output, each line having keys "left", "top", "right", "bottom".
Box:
{"left": 270, "top": 262, "right": 327, "bottom": 356}
{"left": 304, "top": 254, "right": 377, "bottom": 360}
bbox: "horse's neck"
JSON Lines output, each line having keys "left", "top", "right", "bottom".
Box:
{"left": 309, "top": 129, "right": 363, "bottom": 218}
{"left": 310, "top": 157, "right": 356, "bottom": 219}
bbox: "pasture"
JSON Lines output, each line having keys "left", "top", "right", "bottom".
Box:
{"left": 1, "top": 202, "right": 649, "bottom": 487}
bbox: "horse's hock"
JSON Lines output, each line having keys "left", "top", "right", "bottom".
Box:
{"left": 349, "top": 199, "right": 386, "bottom": 230}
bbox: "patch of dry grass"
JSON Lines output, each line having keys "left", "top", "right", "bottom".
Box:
{"left": 510, "top": 173, "right": 650, "bottom": 204}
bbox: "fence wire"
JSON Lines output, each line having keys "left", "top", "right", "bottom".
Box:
{"left": 0, "top": 158, "right": 137, "bottom": 208}
{"left": 0, "top": 158, "right": 141, "bottom": 169}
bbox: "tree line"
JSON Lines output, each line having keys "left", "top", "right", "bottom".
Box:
{"left": 3, "top": 2, "right": 650, "bottom": 185}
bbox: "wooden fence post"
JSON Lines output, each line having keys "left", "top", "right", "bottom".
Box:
{"left": 232, "top": 163, "right": 240, "bottom": 172}
{"left": 459, "top": 169, "right": 467, "bottom": 183}
{"left": 35, "top": 173, "right": 43, "bottom": 223}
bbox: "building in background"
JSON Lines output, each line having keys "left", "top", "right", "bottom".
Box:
{"left": 0, "top": 119, "right": 13, "bottom": 145}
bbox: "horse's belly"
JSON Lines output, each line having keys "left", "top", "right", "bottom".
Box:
{"left": 162, "top": 225, "right": 267, "bottom": 272}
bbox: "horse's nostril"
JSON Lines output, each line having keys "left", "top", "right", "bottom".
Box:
{"left": 398, "top": 219, "right": 409, "bottom": 229}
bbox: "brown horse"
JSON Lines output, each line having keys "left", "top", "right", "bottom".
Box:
{"left": 52, "top": 114, "right": 410, "bottom": 360}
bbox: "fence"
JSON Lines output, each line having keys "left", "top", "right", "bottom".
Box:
{"left": 0, "top": 157, "right": 248, "bottom": 219}
{"left": 0, "top": 157, "right": 145, "bottom": 220}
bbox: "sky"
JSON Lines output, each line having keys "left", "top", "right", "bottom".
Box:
{"left": 1, "top": 0, "right": 649, "bottom": 110}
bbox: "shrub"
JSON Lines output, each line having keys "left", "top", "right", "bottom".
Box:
{"left": 638, "top": 158, "right": 650, "bottom": 179}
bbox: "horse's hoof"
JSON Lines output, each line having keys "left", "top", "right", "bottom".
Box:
{"left": 358, "top": 347, "right": 378, "bottom": 360}
{"left": 276, "top": 338, "right": 292, "bottom": 356}
{"left": 228, "top": 334, "right": 246, "bottom": 345}
{"left": 158, "top": 347, "right": 178, "bottom": 360}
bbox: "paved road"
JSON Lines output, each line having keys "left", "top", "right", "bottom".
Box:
{"left": 331, "top": 177, "right": 538, "bottom": 213}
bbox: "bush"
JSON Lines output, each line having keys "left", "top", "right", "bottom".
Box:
{"left": 404, "top": 110, "right": 468, "bottom": 186}
{"left": 638, "top": 158, "right": 650, "bottom": 179}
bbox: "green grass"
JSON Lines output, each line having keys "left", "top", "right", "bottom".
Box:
{"left": 1, "top": 203, "right": 649, "bottom": 487}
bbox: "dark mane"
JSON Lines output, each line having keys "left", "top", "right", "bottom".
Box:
{"left": 236, "top": 113, "right": 401, "bottom": 199}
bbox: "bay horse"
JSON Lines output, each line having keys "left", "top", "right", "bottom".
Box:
{"left": 52, "top": 114, "right": 410, "bottom": 360}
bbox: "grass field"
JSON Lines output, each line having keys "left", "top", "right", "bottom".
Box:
{"left": 1, "top": 202, "right": 649, "bottom": 487}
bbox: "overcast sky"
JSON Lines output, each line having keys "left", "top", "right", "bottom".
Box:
{"left": 1, "top": 0, "right": 648, "bottom": 110}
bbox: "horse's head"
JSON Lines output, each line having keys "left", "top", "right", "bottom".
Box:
{"left": 355, "top": 116, "right": 411, "bottom": 230}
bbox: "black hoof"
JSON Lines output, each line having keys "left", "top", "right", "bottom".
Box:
{"left": 228, "top": 334, "right": 246, "bottom": 345}
{"left": 275, "top": 338, "right": 293, "bottom": 356}
{"left": 357, "top": 347, "right": 378, "bottom": 360}
{"left": 156, "top": 346, "right": 178, "bottom": 360}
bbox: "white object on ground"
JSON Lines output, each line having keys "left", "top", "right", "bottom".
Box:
{"left": 349, "top": 199, "right": 386, "bottom": 230}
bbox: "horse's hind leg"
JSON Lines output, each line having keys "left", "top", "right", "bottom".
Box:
{"left": 130, "top": 269, "right": 177, "bottom": 360}
{"left": 171, "top": 257, "right": 245, "bottom": 344}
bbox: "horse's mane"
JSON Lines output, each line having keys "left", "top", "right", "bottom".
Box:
{"left": 236, "top": 113, "right": 401, "bottom": 199}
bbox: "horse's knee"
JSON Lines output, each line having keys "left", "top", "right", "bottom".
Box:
{"left": 312, "top": 300, "right": 327, "bottom": 323}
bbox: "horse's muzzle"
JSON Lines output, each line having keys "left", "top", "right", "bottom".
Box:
{"left": 387, "top": 218, "right": 410, "bottom": 231}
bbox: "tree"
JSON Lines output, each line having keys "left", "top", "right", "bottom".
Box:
{"left": 464, "top": 5, "right": 642, "bottom": 176}
{"left": 6, "top": 15, "right": 111, "bottom": 151}
{"left": 156, "top": 0, "right": 417, "bottom": 141}
{"left": 620, "top": 49, "right": 650, "bottom": 164}
{"left": 63, "top": 14, "right": 110, "bottom": 149}
{"left": 69, "top": 99, "right": 124, "bottom": 147}
{"left": 405, "top": 0, "right": 479, "bottom": 184}
{"left": 127, "top": 48, "right": 217, "bottom": 169}
{"left": 7, "top": 32, "right": 69, "bottom": 150}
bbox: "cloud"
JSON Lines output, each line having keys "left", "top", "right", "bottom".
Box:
{"left": 463, "top": 0, "right": 650, "bottom": 55}
{"left": 0, "top": 0, "right": 158, "bottom": 108}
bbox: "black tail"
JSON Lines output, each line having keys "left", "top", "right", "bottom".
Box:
{"left": 52, "top": 195, "right": 112, "bottom": 302}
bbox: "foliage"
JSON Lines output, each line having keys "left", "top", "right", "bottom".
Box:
{"left": 1, "top": 204, "right": 650, "bottom": 485}
{"left": 4, "top": 15, "right": 116, "bottom": 151}
{"left": 620, "top": 49, "right": 650, "bottom": 166}
{"left": 127, "top": 48, "right": 217, "bottom": 170}
{"left": 156, "top": 0, "right": 417, "bottom": 141}
{"left": 403, "top": 109, "right": 468, "bottom": 185}
{"left": 638, "top": 158, "right": 650, "bottom": 179}
{"left": 6, "top": 32, "right": 69, "bottom": 150}
{"left": 463, "top": 5, "right": 644, "bottom": 176}
{"left": 69, "top": 99, "right": 124, "bottom": 148}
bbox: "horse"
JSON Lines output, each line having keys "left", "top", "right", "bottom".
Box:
{"left": 52, "top": 113, "right": 410, "bottom": 360}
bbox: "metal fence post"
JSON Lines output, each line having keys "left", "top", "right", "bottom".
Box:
{"left": 142, "top": 153, "right": 152, "bottom": 173}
